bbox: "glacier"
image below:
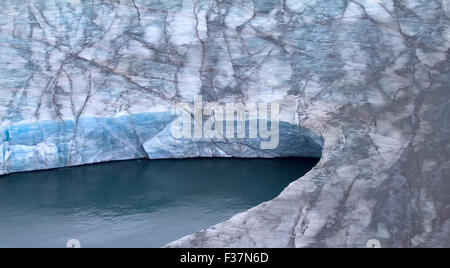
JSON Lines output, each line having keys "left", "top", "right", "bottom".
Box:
{"left": 0, "top": 0, "right": 450, "bottom": 247}
{"left": 0, "top": 115, "right": 323, "bottom": 175}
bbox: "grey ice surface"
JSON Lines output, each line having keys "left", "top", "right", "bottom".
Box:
{"left": 0, "top": 0, "right": 449, "bottom": 247}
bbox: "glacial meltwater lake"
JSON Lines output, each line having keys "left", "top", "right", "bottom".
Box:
{"left": 0, "top": 158, "right": 318, "bottom": 248}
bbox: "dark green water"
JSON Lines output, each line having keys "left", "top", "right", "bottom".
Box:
{"left": 0, "top": 158, "right": 318, "bottom": 248}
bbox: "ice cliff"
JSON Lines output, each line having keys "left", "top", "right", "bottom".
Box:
{"left": 0, "top": 0, "right": 449, "bottom": 247}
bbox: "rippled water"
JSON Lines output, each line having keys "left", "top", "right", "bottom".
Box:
{"left": 0, "top": 158, "right": 318, "bottom": 248}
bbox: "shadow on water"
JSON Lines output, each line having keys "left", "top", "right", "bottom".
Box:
{"left": 0, "top": 157, "right": 319, "bottom": 248}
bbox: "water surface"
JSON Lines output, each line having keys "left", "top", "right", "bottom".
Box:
{"left": 0, "top": 158, "right": 318, "bottom": 248}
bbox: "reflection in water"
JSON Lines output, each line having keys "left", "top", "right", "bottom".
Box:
{"left": 0, "top": 158, "right": 318, "bottom": 248}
